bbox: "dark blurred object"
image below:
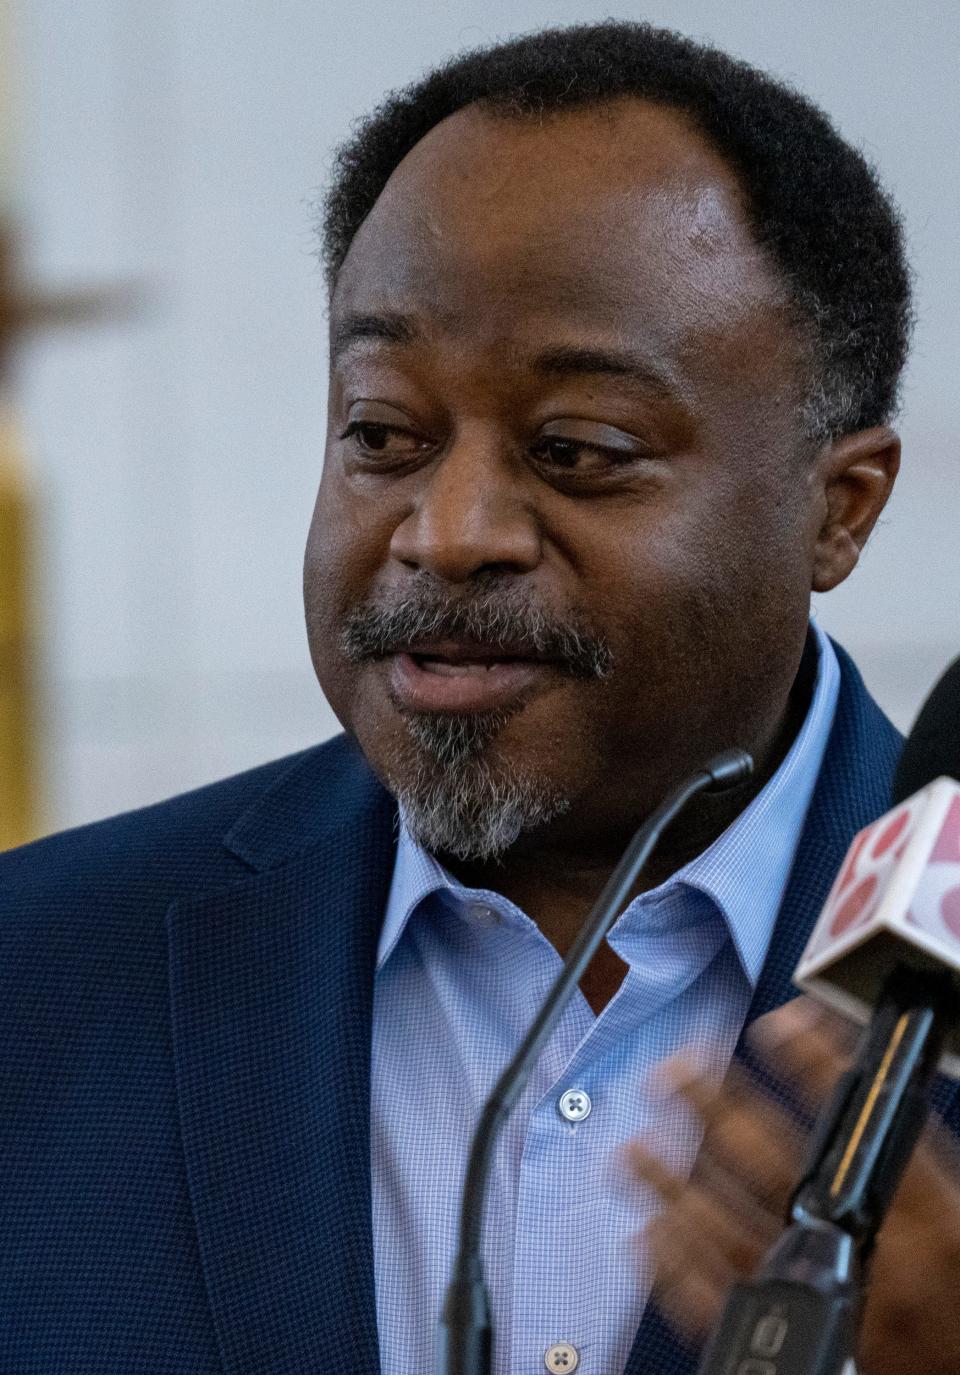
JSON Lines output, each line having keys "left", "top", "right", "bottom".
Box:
{"left": 0, "top": 215, "right": 137, "bottom": 848}
{"left": 893, "top": 654, "right": 960, "bottom": 802}
{"left": 0, "top": 217, "right": 137, "bottom": 383}
{"left": 0, "top": 393, "right": 33, "bottom": 850}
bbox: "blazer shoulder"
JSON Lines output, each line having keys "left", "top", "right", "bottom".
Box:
{"left": 829, "top": 637, "right": 903, "bottom": 779}
{"left": 0, "top": 734, "right": 360, "bottom": 911}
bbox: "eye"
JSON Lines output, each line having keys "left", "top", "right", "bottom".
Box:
{"left": 532, "top": 436, "right": 588, "bottom": 469}
{"left": 530, "top": 426, "right": 650, "bottom": 477}
{"left": 339, "top": 420, "right": 429, "bottom": 461}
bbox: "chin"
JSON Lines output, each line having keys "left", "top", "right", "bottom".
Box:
{"left": 365, "top": 702, "right": 571, "bottom": 862}
{"left": 391, "top": 750, "right": 573, "bottom": 863}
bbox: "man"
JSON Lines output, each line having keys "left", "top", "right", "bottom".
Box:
{"left": 2, "top": 19, "right": 957, "bottom": 1375}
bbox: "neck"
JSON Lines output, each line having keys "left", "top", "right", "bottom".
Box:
{"left": 442, "top": 645, "right": 815, "bottom": 958}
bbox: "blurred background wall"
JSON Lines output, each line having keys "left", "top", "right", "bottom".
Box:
{"left": 5, "top": 0, "right": 959, "bottom": 838}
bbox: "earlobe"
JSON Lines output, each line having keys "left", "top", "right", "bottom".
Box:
{"left": 811, "top": 426, "right": 901, "bottom": 593}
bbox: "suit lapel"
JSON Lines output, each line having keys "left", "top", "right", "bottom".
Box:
{"left": 166, "top": 741, "right": 396, "bottom": 1375}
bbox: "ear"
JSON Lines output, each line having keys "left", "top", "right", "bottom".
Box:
{"left": 811, "top": 426, "right": 901, "bottom": 593}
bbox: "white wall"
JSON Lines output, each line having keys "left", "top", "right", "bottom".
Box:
{"left": 13, "top": 0, "right": 960, "bottom": 833}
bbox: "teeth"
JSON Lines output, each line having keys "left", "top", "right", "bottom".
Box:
{"left": 419, "top": 658, "right": 500, "bottom": 676}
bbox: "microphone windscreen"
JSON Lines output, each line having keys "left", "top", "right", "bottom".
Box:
{"left": 893, "top": 656, "right": 960, "bottom": 804}
{"left": 795, "top": 777, "right": 960, "bottom": 1076}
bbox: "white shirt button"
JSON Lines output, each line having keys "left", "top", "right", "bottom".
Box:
{"left": 545, "top": 1342, "right": 580, "bottom": 1371}
{"left": 557, "top": 1088, "right": 592, "bottom": 1122}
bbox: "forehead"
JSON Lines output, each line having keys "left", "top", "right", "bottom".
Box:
{"left": 332, "top": 98, "right": 788, "bottom": 364}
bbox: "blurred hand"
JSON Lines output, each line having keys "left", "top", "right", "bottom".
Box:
{"left": 630, "top": 996, "right": 960, "bottom": 1375}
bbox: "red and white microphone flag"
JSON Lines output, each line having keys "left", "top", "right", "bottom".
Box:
{"left": 795, "top": 776, "right": 960, "bottom": 1077}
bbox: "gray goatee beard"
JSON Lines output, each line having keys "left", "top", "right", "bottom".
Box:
{"left": 340, "top": 574, "right": 612, "bottom": 863}
{"left": 388, "top": 707, "right": 572, "bottom": 863}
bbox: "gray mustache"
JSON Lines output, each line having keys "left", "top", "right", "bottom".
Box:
{"left": 340, "top": 581, "right": 613, "bottom": 682}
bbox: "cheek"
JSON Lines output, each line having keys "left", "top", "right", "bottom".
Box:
{"left": 303, "top": 466, "right": 407, "bottom": 723}
{"left": 306, "top": 467, "right": 394, "bottom": 610}
{"left": 587, "top": 490, "right": 808, "bottom": 708}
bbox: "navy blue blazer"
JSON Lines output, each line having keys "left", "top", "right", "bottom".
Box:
{"left": 2, "top": 644, "right": 954, "bottom": 1374}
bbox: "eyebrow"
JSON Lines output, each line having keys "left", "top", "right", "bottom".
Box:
{"left": 330, "top": 313, "right": 681, "bottom": 400}
{"left": 330, "top": 311, "right": 421, "bottom": 363}
{"left": 530, "top": 345, "right": 680, "bottom": 398}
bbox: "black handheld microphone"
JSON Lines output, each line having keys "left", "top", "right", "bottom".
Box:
{"left": 696, "top": 655, "right": 960, "bottom": 1375}
{"left": 437, "top": 749, "right": 755, "bottom": 1375}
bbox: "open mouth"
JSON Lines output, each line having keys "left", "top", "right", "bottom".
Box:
{"left": 388, "top": 643, "right": 554, "bottom": 713}
{"left": 409, "top": 652, "right": 528, "bottom": 676}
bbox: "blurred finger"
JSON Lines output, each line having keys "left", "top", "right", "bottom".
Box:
{"left": 654, "top": 1255, "right": 728, "bottom": 1346}
{"left": 747, "top": 997, "right": 855, "bottom": 1107}
{"left": 688, "top": 1148, "right": 788, "bottom": 1248}
{"left": 627, "top": 1140, "right": 686, "bottom": 1204}
{"left": 646, "top": 1210, "right": 717, "bottom": 1291}
{"left": 884, "top": 1125, "right": 960, "bottom": 1228}
{"left": 665, "top": 1058, "right": 803, "bottom": 1213}
{"left": 632, "top": 1141, "right": 772, "bottom": 1277}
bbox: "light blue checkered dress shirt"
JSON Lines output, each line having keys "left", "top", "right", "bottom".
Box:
{"left": 371, "top": 622, "right": 840, "bottom": 1375}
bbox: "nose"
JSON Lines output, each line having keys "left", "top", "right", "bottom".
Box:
{"left": 388, "top": 430, "right": 542, "bottom": 583}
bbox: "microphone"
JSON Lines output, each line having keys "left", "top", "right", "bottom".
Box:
{"left": 794, "top": 775, "right": 960, "bottom": 1078}
{"left": 437, "top": 749, "right": 755, "bottom": 1375}
{"left": 696, "top": 656, "right": 960, "bottom": 1375}
{"left": 792, "top": 651, "right": 960, "bottom": 1060}
{"left": 893, "top": 655, "right": 960, "bottom": 804}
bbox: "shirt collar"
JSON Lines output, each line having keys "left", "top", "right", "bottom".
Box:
{"left": 376, "top": 621, "right": 841, "bottom": 986}
{"left": 376, "top": 816, "right": 459, "bottom": 971}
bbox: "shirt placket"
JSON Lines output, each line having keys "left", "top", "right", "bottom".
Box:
{"left": 506, "top": 979, "right": 645, "bottom": 1375}
{"left": 510, "top": 1047, "right": 586, "bottom": 1370}
{"left": 503, "top": 897, "right": 734, "bottom": 1375}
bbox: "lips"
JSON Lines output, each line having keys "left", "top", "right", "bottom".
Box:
{"left": 387, "top": 641, "right": 555, "bottom": 713}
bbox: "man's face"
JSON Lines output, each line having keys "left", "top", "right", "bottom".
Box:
{"left": 304, "top": 98, "right": 821, "bottom": 862}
